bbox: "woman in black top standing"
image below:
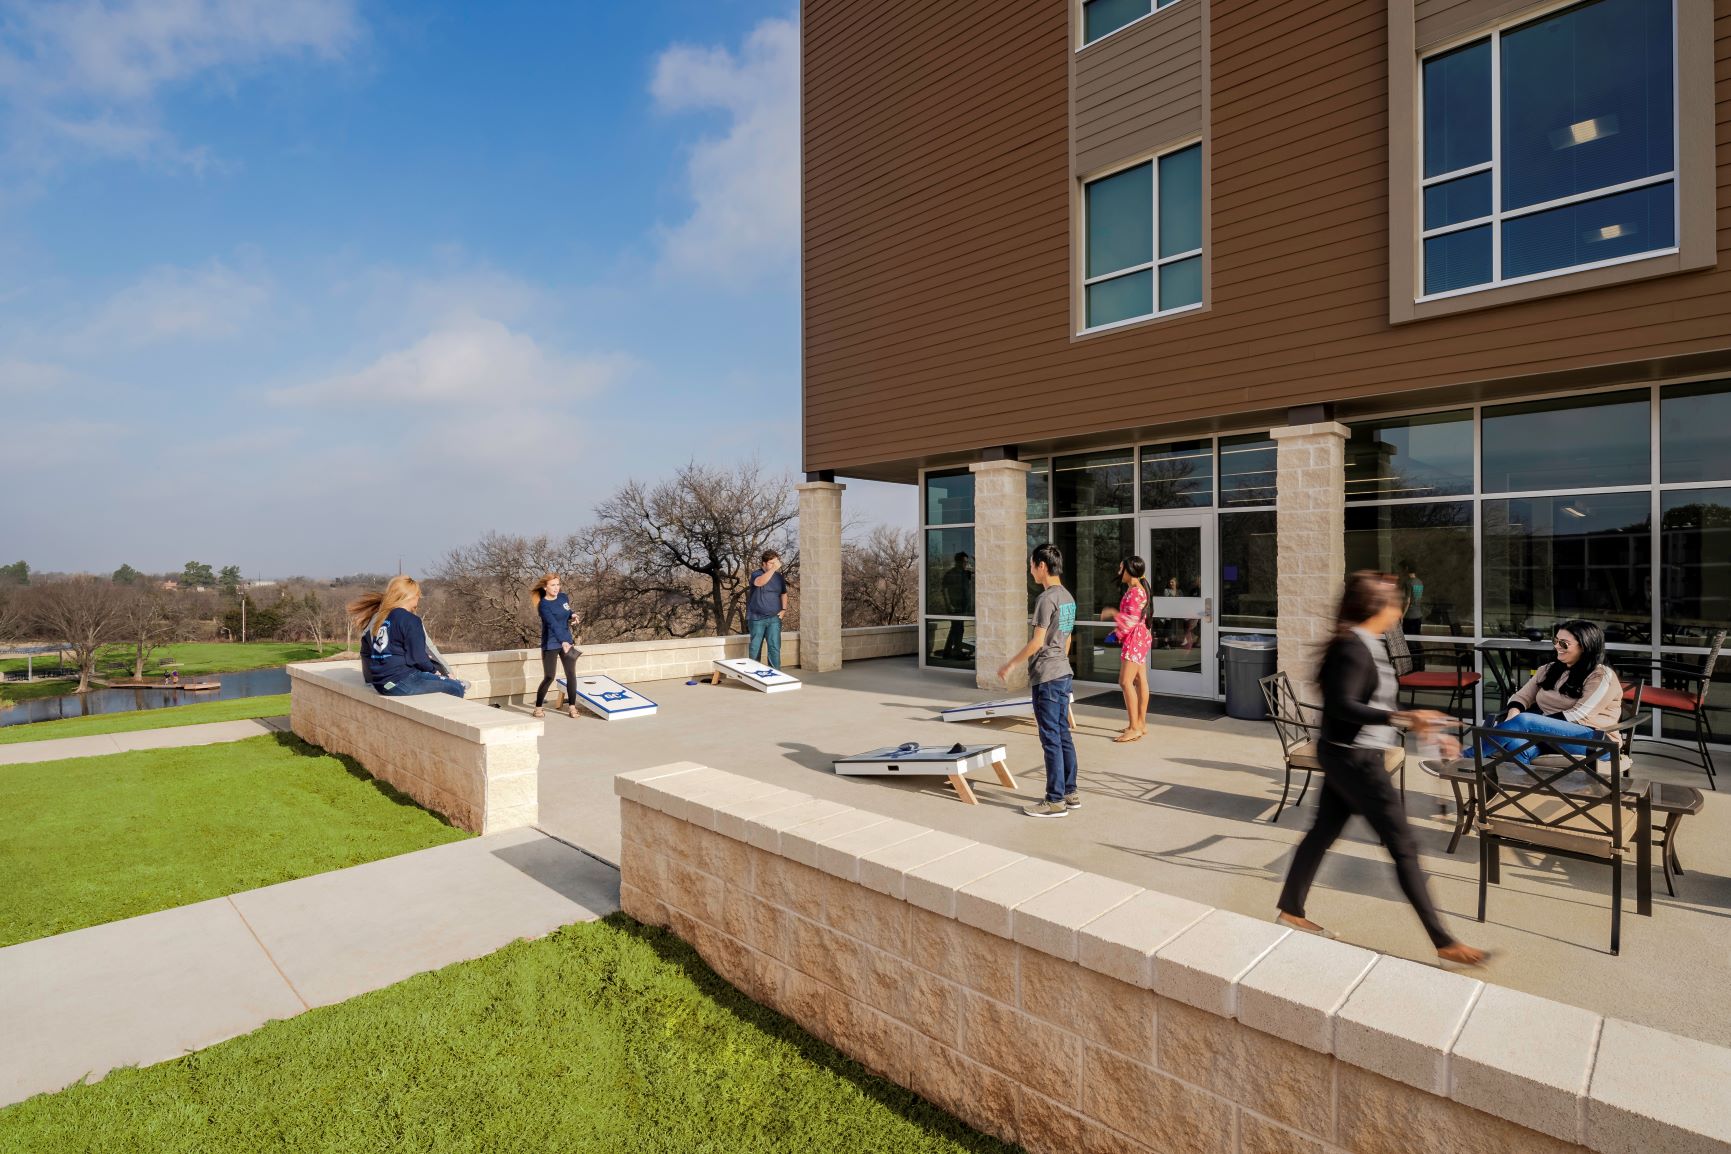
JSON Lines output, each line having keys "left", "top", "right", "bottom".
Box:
{"left": 531, "top": 573, "right": 582, "bottom": 719}
{"left": 1275, "top": 571, "right": 1488, "bottom": 966}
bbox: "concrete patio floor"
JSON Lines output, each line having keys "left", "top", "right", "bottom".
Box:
{"left": 530, "top": 655, "right": 1731, "bottom": 1050}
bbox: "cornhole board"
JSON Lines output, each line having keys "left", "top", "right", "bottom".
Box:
{"left": 558, "top": 675, "right": 658, "bottom": 720}
{"left": 832, "top": 743, "right": 1016, "bottom": 805}
{"left": 940, "top": 693, "right": 1075, "bottom": 728}
{"left": 709, "top": 658, "right": 801, "bottom": 693}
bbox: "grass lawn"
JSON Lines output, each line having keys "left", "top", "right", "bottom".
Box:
{"left": 0, "top": 734, "right": 468, "bottom": 947}
{"left": 0, "top": 693, "right": 292, "bottom": 745}
{"left": 0, "top": 916, "right": 1015, "bottom": 1154}
{"left": 0, "top": 641, "right": 354, "bottom": 681}
{"left": 0, "top": 678, "right": 80, "bottom": 703}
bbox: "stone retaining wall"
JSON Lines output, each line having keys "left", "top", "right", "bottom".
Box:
{"left": 442, "top": 624, "right": 917, "bottom": 702}
{"left": 615, "top": 764, "right": 1731, "bottom": 1154}
{"left": 287, "top": 662, "right": 541, "bottom": 835}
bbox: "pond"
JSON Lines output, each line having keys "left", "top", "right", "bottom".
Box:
{"left": 0, "top": 666, "right": 292, "bottom": 728}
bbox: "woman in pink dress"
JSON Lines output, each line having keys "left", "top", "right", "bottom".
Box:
{"left": 1103, "top": 556, "right": 1152, "bottom": 743}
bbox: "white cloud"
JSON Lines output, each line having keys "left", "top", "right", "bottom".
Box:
{"left": 78, "top": 260, "right": 270, "bottom": 346}
{"left": 0, "top": 358, "right": 76, "bottom": 393}
{"left": 0, "top": 0, "right": 362, "bottom": 168}
{"left": 651, "top": 17, "right": 798, "bottom": 284}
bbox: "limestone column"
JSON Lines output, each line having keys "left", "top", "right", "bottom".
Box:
{"left": 1270, "top": 422, "right": 1349, "bottom": 698}
{"left": 969, "top": 458, "right": 1032, "bottom": 691}
{"left": 796, "top": 480, "right": 846, "bottom": 673}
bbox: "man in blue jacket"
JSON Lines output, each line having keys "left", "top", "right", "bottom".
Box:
{"left": 746, "top": 550, "right": 789, "bottom": 669}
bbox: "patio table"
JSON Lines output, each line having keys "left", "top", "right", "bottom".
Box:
{"left": 1475, "top": 640, "right": 1556, "bottom": 705}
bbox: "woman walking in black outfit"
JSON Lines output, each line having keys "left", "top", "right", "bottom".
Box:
{"left": 531, "top": 573, "right": 582, "bottom": 719}
{"left": 1275, "top": 571, "right": 1488, "bottom": 966}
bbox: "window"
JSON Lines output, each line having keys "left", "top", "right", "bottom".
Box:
{"left": 1082, "top": 0, "right": 1179, "bottom": 46}
{"left": 1660, "top": 489, "right": 1731, "bottom": 642}
{"left": 1083, "top": 143, "right": 1203, "bottom": 329}
{"left": 1053, "top": 450, "right": 1135, "bottom": 518}
{"left": 1054, "top": 518, "right": 1134, "bottom": 628}
{"left": 924, "top": 470, "right": 974, "bottom": 525}
{"left": 1481, "top": 491, "right": 1651, "bottom": 643}
{"left": 922, "top": 471, "right": 977, "bottom": 672}
{"left": 1481, "top": 390, "right": 1649, "bottom": 493}
{"left": 1346, "top": 411, "right": 1473, "bottom": 501}
{"left": 1219, "top": 511, "right": 1277, "bottom": 629}
{"left": 1661, "top": 380, "right": 1731, "bottom": 484}
{"left": 1346, "top": 502, "right": 1476, "bottom": 636}
{"left": 1419, "top": 0, "right": 1675, "bottom": 298}
{"left": 1026, "top": 458, "right": 1051, "bottom": 521}
{"left": 1140, "top": 440, "right": 1212, "bottom": 509}
{"left": 1218, "top": 435, "right": 1277, "bottom": 508}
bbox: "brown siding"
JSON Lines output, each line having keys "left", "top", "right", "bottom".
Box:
{"left": 1415, "top": 0, "right": 1548, "bottom": 50}
{"left": 801, "top": 0, "right": 1731, "bottom": 479}
{"left": 1073, "top": 1, "right": 1203, "bottom": 176}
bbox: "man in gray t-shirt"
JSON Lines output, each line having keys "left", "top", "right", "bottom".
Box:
{"left": 996, "top": 543, "right": 1079, "bottom": 817}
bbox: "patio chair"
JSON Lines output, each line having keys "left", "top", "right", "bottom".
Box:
{"left": 1618, "top": 630, "right": 1723, "bottom": 791}
{"left": 1469, "top": 724, "right": 1651, "bottom": 955}
{"left": 1258, "top": 671, "right": 1404, "bottom": 824}
{"left": 1385, "top": 628, "right": 1481, "bottom": 719}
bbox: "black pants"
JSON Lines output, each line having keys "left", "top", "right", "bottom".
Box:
{"left": 536, "top": 648, "right": 578, "bottom": 707}
{"left": 1277, "top": 742, "right": 1455, "bottom": 949}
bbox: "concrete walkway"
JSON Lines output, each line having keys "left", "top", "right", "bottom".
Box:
{"left": 0, "top": 828, "right": 620, "bottom": 1107}
{"left": 0, "top": 716, "right": 292, "bottom": 765}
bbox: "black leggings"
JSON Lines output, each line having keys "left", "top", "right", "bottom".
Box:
{"left": 1277, "top": 743, "right": 1455, "bottom": 949}
{"left": 536, "top": 648, "right": 578, "bottom": 707}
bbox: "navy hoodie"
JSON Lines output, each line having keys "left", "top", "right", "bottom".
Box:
{"left": 365, "top": 607, "right": 439, "bottom": 687}
{"left": 538, "top": 592, "right": 576, "bottom": 651}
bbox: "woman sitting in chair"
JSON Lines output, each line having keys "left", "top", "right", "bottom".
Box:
{"left": 1477, "top": 619, "right": 1621, "bottom": 762}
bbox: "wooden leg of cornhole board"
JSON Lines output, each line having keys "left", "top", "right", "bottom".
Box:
{"left": 1067, "top": 707, "right": 1075, "bottom": 728}
{"left": 947, "top": 773, "right": 979, "bottom": 805}
{"left": 709, "top": 671, "right": 721, "bottom": 685}
{"left": 991, "top": 757, "right": 1018, "bottom": 791}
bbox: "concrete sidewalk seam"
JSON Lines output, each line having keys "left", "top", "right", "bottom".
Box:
{"left": 534, "top": 825, "right": 621, "bottom": 872}
{"left": 226, "top": 895, "right": 311, "bottom": 1012}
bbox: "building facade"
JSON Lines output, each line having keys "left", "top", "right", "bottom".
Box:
{"left": 799, "top": 0, "right": 1730, "bottom": 736}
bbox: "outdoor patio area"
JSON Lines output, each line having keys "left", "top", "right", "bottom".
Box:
{"left": 531, "top": 655, "right": 1731, "bottom": 1050}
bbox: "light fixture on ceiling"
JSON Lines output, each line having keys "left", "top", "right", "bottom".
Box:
{"left": 1563, "top": 501, "right": 1590, "bottom": 519}
{"left": 1589, "top": 222, "right": 1635, "bottom": 243}
{"left": 1550, "top": 115, "right": 1619, "bottom": 150}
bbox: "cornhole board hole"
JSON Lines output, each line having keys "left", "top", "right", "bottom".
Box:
{"left": 833, "top": 742, "right": 1015, "bottom": 805}
{"left": 559, "top": 675, "right": 658, "bottom": 720}
{"left": 710, "top": 658, "right": 801, "bottom": 693}
{"left": 941, "top": 693, "right": 1075, "bottom": 728}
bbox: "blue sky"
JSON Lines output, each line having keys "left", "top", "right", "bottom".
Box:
{"left": 0, "top": 0, "right": 908, "bottom": 578}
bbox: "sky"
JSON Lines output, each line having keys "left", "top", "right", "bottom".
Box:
{"left": 0, "top": 0, "right": 911, "bottom": 579}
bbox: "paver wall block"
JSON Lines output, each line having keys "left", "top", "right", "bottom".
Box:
{"left": 1338, "top": 1063, "right": 1584, "bottom": 1154}
{"left": 856, "top": 829, "right": 977, "bottom": 900}
{"left": 1076, "top": 888, "right": 1212, "bottom": 988}
{"left": 897, "top": 964, "right": 964, "bottom": 1048}
{"left": 692, "top": 825, "right": 750, "bottom": 882}
{"left": 662, "top": 858, "right": 726, "bottom": 928}
{"left": 1237, "top": 1111, "right": 1330, "bottom": 1154}
{"left": 904, "top": 843, "right": 1027, "bottom": 918}
{"left": 1448, "top": 984, "right": 1599, "bottom": 1143}
{"left": 749, "top": 851, "right": 831, "bottom": 924}
{"left": 1152, "top": 909, "right": 1290, "bottom": 1018}
{"left": 907, "top": 1043, "right": 1022, "bottom": 1149}
{"left": 1235, "top": 931, "right": 1378, "bottom": 1054}
{"left": 1334, "top": 956, "right": 1482, "bottom": 1096}
{"left": 1155, "top": 998, "right": 1335, "bottom": 1141}
{"left": 778, "top": 809, "right": 893, "bottom": 871}
{"left": 1585, "top": 1018, "right": 1731, "bottom": 1154}
{"left": 784, "top": 914, "right": 904, "bottom": 1017}
{"left": 811, "top": 817, "right": 930, "bottom": 882}
{"left": 1015, "top": 1086, "right": 1092, "bottom": 1154}
{"left": 1018, "top": 946, "right": 1156, "bottom": 1065}
{"left": 817, "top": 872, "right": 910, "bottom": 955}
{"left": 907, "top": 906, "right": 1019, "bottom": 1005}
{"left": 1081, "top": 1043, "right": 1236, "bottom": 1154}
{"left": 619, "top": 882, "right": 667, "bottom": 928}
{"left": 955, "top": 857, "right": 1080, "bottom": 938}
{"left": 960, "top": 990, "right": 1081, "bottom": 1108}
{"left": 1012, "top": 872, "right": 1143, "bottom": 962}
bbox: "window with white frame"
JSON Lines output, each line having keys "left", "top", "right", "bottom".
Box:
{"left": 1082, "top": 143, "right": 1202, "bottom": 330}
{"left": 1082, "top": 0, "right": 1180, "bottom": 47}
{"left": 1419, "top": 0, "right": 1676, "bottom": 299}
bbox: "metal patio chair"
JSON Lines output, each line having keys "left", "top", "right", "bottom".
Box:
{"left": 1258, "top": 671, "right": 1404, "bottom": 823}
{"left": 1385, "top": 628, "right": 1481, "bottom": 719}
{"left": 1618, "top": 630, "right": 1724, "bottom": 791}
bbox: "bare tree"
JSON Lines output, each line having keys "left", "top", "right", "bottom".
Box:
{"left": 113, "top": 586, "right": 185, "bottom": 680}
{"left": 594, "top": 460, "right": 797, "bottom": 637}
{"left": 842, "top": 525, "right": 920, "bottom": 627}
{"left": 281, "top": 588, "right": 348, "bottom": 654}
{"left": 27, "top": 578, "right": 127, "bottom": 692}
{"left": 434, "top": 531, "right": 589, "bottom": 649}
{"left": 0, "top": 586, "right": 21, "bottom": 645}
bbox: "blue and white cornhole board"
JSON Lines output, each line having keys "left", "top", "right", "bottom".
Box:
{"left": 833, "top": 742, "right": 1016, "bottom": 805}
{"left": 941, "top": 693, "right": 1074, "bottom": 724}
{"left": 712, "top": 657, "right": 802, "bottom": 693}
{"left": 559, "top": 675, "right": 658, "bottom": 720}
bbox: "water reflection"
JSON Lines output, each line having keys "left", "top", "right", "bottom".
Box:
{"left": 0, "top": 666, "right": 291, "bottom": 728}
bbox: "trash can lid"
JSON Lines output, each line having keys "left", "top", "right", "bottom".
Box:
{"left": 1220, "top": 635, "right": 1277, "bottom": 650}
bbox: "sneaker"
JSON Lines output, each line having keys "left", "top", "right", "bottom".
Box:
{"left": 1023, "top": 800, "right": 1069, "bottom": 819}
{"left": 1064, "top": 792, "right": 1082, "bottom": 810}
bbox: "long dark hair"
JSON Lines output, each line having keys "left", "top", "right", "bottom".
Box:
{"left": 1333, "top": 570, "right": 1398, "bottom": 638}
{"left": 1539, "top": 619, "right": 1605, "bottom": 698}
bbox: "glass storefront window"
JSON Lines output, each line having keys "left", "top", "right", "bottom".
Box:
{"left": 1482, "top": 390, "right": 1649, "bottom": 493}
{"left": 1345, "top": 411, "right": 1473, "bottom": 502}
{"left": 1071, "top": 624, "right": 1125, "bottom": 686}
{"left": 924, "top": 618, "right": 976, "bottom": 671}
{"left": 1053, "top": 450, "right": 1134, "bottom": 518}
{"left": 1345, "top": 501, "right": 1476, "bottom": 636}
{"left": 1219, "top": 435, "right": 1277, "bottom": 508}
{"left": 1140, "top": 440, "right": 1213, "bottom": 509}
{"left": 1054, "top": 518, "right": 1134, "bottom": 623}
{"left": 1481, "top": 491, "right": 1651, "bottom": 643}
{"left": 1026, "top": 459, "right": 1051, "bottom": 521}
{"left": 924, "top": 528, "right": 976, "bottom": 618}
{"left": 1028, "top": 525, "right": 1048, "bottom": 613}
{"left": 1219, "top": 511, "right": 1277, "bottom": 629}
{"left": 1661, "top": 380, "right": 1731, "bottom": 484}
{"left": 924, "top": 470, "right": 974, "bottom": 526}
{"left": 1660, "top": 487, "right": 1731, "bottom": 643}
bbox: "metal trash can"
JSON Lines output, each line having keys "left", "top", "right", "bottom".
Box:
{"left": 1221, "top": 635, "right": 1278, "bottom": 720}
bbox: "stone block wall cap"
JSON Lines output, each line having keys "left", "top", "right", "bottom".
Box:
{"left": 1587, "top": 1017, "right": 1731, "bottom": 1153}
{"left": 1269, "top": 421, "right": 1350, "bottom": 440}
{"left": 1334, "top": 955, "right": 1483, "bottom": 1096}
{"left": 795, "top": 480, "right": 847, "bottom": 491}
{"left": 1449, "top": 983, "right": 1601, "bottom": 1143}
{"left": 1235, "top": 930, "right": 1379, "bottom": 1053}
{"left": 1151, "top": 909, "right": 1290, "bottom": 1018}
{"left": 967, "top": 458, "right": 1032, "bottom": 474}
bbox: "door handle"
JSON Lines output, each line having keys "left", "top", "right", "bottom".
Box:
{"left": 1203, "top": 597, "right": 1213, "bottom": 623}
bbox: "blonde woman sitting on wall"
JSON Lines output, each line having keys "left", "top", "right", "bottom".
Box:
{"left": 347, "top": 576, "right": 465, "bottom": 698}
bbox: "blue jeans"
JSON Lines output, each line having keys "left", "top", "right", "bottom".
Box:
{"left": 1033, "top": 676, "right": 1078, "bottom": 802}
{"left": 1473, "top": 710, "right": 1600, "bottom": 762}
{"left": 748, "top": 616, "right": 782, "bottom": 669}
{"left": 379, "top": 670, "right": 465, "bottom": 698}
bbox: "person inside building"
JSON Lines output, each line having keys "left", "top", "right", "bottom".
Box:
{"left": 1101, "top": 555, "right": 1151, "bottom": 743}
{"left": 939, "top": 551, "right": 974, "bottom": 660}
{"left": 348, "top": 575, "right": 464, "bottom": 698}
{"left": 1471, "top": 619, "right": 1621, "bottom": 763}
{"left": 1275, "top": 570, "right": 1488, "bottom": 966}
{"left": 530, "top": 573, "right": 582, "bottom": 719}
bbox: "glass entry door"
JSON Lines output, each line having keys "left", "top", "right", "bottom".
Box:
{"left": 1139, "top": 512, "right": 1215, "bottom": 697}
